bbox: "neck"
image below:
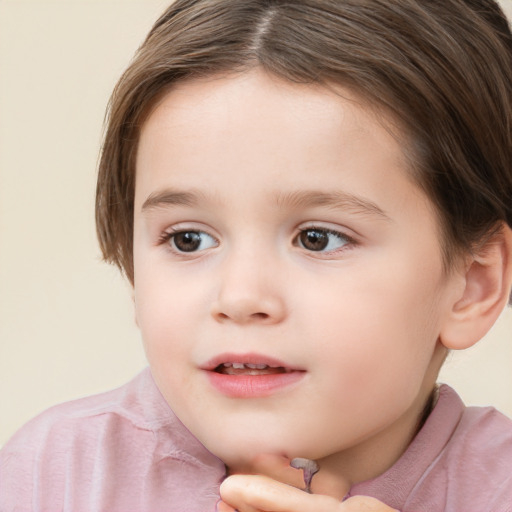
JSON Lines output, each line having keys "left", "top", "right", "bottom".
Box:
{"left": 311, "top": 380, "right": 439, "bottom": 499}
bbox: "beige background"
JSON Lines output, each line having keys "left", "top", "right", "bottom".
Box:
{"left": 1, "top": 0, "right": 511, "bottom": 447}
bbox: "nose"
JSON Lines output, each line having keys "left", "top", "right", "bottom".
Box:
{"left": 210, "top": 250, "right": 287, "bottom": 325}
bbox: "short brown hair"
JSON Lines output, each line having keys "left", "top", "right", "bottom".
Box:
{"left": 96, "top": 0, "right": 512, "bottom": 286}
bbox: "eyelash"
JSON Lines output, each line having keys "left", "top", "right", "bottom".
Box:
{"left": 157, "top": 226, "right": 357, "bottom": 256}
{"left": 293, "top": 226, "right": 356, "bottom": 254}
{"left": 158, "top": 228, "right": 219, "bottom": 255}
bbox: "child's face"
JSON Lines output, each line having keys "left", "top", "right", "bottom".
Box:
{"left": 133, "top": 70, "right": 461, "bottom": 474}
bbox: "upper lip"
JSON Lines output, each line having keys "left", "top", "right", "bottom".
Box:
{"left": 200, "top": 352, "right": 303, "bottom": 372}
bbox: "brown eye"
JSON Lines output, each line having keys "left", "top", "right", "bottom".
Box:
{"left": 299, "top": 229, "right": 329, "bottom": 251}
{"left": 297, "top": 228, "right": 350, "bottom": 252}
{"left": 170, "top": 231, "right": 217, "bottom": 252}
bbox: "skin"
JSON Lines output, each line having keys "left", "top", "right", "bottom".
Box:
{"left": 217, "top": 473, "right": 399, "bottom": 511}
{"left": 132, "top": 68, "right": 469, "bottom": 510}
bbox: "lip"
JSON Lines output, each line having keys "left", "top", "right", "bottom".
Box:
{"left": 201, "top": 352, "right": 306, "bottom": 398}
{"left": 201, "top": 352, "right": 301, "bottom": 371}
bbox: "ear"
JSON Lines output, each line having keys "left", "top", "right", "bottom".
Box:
{"left": 440, "top": 224, "right": 512, "bottom": 350}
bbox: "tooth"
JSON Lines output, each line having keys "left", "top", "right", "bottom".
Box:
{"left": 246, "top": 364, "right": 268, "bottom": 369}
{"left": 222, "top": 363, "right": 233, "bottom": 368}
{"left": 232, "top": 363, "right": 245, "bottom": 369}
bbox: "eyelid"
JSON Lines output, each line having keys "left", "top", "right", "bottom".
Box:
{"left": 293, "top": 223, "right": 358, "bottom": 255}
{"left": 158, "top": 222, "right": 219, "bottom": 240}
{"left": 157, "top": 223, "right": 220, "bottom": 255}
{"left": 295, "top": 221, "right": 358, "bottom": 240}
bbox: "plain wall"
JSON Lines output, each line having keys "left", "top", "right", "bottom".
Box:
{"left": 1, "top": 0, "right": 511, "bottom": 446}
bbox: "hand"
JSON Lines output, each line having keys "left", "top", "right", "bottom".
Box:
{"left": 218, "top": 473, "right": 399, "bottom": 512}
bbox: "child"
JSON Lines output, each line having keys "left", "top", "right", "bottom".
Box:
{"left": 2, "top": 0, "right": 512, "bottom": 510}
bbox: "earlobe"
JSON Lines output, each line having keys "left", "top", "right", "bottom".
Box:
{"left": 440, "top": 225, "right": 512, "bottom": 350}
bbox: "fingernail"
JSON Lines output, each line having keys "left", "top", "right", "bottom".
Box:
{"left": 216, "top": 499, "right": 237, "bottom": 512}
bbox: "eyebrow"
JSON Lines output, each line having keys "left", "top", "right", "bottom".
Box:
{"left": 275, "top": 190, "right": 391, "bottom": 221}
{"left": 141, "top": 187, "right": 391, "bottom": 221}
{"left": 141, "top": 189, "right": 203, "bottom": 212}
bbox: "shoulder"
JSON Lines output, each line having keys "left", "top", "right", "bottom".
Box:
{"left": 0, "top": 370, "right": 149, "bottom": 507}
{"left": 444, "top": 401, "right": 512, "bottom": 507}
{"left": 416, "top": 388, "right": 512, "bottom": 511}
{"left": 445, "top": 398, "right": 512, "bottom": 470}
{"left": 1, "top": 368, "right": 161, "bottom": 453}
{"left": 0, "top": 368, "right": 225, "bottom": 511}
{"left": 457, "top": 400, "right": 512, "bottom": 448}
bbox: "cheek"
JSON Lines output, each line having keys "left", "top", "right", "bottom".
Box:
{"left": 135, "top": 249, "right": 199, "bottom": 324}
{"left": 133, "top": 264, "right": 189, "bottom": 361}
{"left": 134, "top": 278, "right": 200, "bottom": 406}
{"left": 133, "top": 259, "right": 215, "bottom": 385}
{"left": 304, "top": 260, "right": 443, "bottom": 387}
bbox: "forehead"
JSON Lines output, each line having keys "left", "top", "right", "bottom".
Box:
{"left": 135, "top": 70, "right": 415, "bottom": 201}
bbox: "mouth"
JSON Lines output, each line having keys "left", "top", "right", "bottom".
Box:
{"left": 203, "top": 353, "right": 301, "bottom": 374}
{"left": 202, "top": 353, "right": 305, "bottom": 398}
{"left": 214, "top": 362, "right": 294, "bottom": 376}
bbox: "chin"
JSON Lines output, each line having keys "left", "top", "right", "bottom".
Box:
{"left": 202, "top": 429, "right": 320, "bottom": 468}
{"left": 210, "top": 435, "right": 283, "bottom": 463}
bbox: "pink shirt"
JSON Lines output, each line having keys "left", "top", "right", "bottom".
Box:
{"left": 1, "top": 368, "right": 511, "bottom": 511}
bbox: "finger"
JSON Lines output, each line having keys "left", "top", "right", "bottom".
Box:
{"left": 309, "top": 468, "right": 350, "bottom": 501}
{"left": 341, "top": 495, "right": 399, "bottom": 512}
{"left": 220, "top": 474, "right": 342, "bottom": 512}
{"left": 229, "top": 453, "right": 349, "bottom": 500}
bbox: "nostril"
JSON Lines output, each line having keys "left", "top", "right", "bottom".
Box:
{"left": 213, "top": 310, "right": 270, "bottom": 323}
{"left": 251, "top": 312, "right": 269, "bottom": 320}
{"left": 211, "top": 297, "right": 285, "bottom": 324}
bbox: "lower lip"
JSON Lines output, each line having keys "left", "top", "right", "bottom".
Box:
{"left": 205, "top": 370, "right": 305, "bottom": 398}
